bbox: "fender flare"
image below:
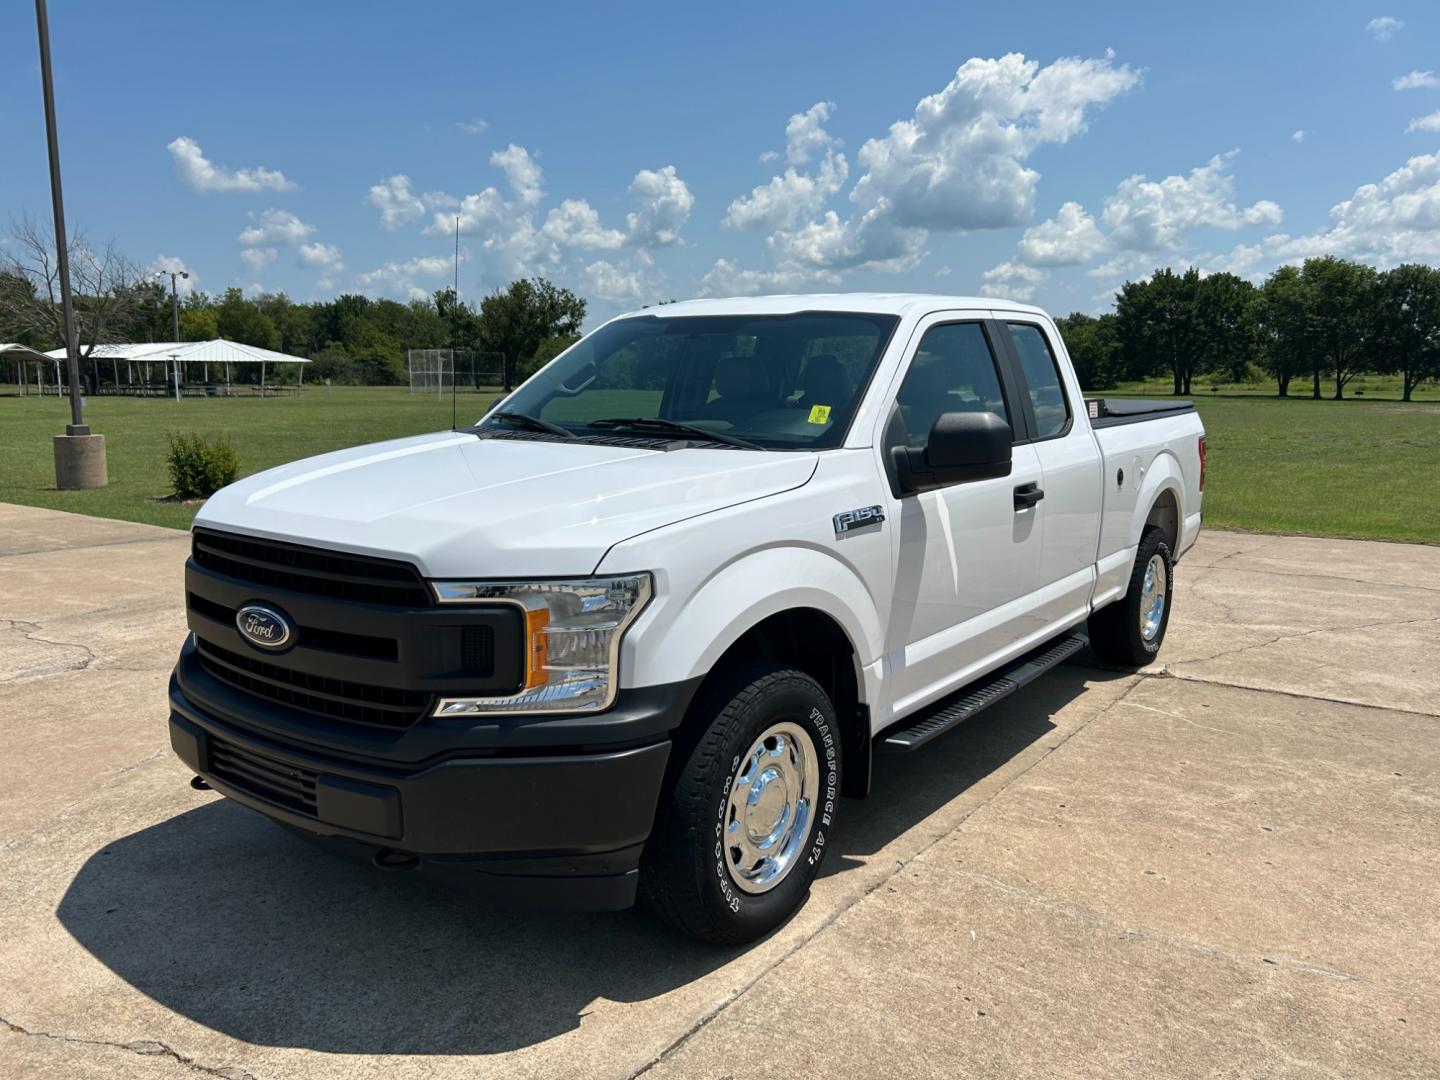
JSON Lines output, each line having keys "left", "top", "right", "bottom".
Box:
{"left": 1131, "top": 449, "right": 1185, "bottom": 549}
{"left": 622, "top": 543, "right": 882, "bottom": 705}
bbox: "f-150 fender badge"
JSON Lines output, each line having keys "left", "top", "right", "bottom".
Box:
{"left": 833, "top": 505, "right": 886, "bottom": 535}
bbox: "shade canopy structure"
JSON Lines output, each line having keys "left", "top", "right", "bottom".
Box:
{"left": 3, "top": 342, "right": 67, "bottom": 396}
{"left": 34, "top": 339, "right": 311, "bottom": 398}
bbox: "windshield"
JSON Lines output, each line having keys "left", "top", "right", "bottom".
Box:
{"left": 481, "top": 311, "right": 899, "bottom": 450}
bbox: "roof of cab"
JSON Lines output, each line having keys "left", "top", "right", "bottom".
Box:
{"left": 615, "top": 292, "right": 1049, "bottom": 321}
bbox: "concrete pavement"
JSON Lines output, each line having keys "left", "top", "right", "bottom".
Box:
{"left": 1, "top": 503, "right": 1436, "bottom": 1079}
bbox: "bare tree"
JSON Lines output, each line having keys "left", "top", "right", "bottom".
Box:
{"left": 1, "top": 215, "right": 147, "bottom": 389}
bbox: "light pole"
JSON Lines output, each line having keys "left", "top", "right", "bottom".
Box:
{"left": 35, "top": 0, "right": 106, "bottom": 489}
{"left": 154, "top": 269, "right": 189, "bottom": 342}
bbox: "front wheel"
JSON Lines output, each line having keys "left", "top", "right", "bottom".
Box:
{"left": 1088, "top": 525, "right": 1174, "bottom": 667}
{"left": 641, "top": 663, "right": 841, "bottom": 945}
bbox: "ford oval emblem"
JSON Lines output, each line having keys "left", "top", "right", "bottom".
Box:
{"left": 236, "top": 604, "right": 292, "bottom": 650}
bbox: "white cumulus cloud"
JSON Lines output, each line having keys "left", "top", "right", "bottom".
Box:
{"left": 1405, "top": 111, "right": 1440, "bottom": 134}
{"left": 1366, "top": 16, "right": 1403, "bottom": 41}
{"left": 298, "top": 242, "right": 344, "bottom": 273}
{"left": 716, "top": 50, "right": 1139, "bottom": 288}
{"left": 168, "top": 136, "right": 293, "bottom": 193}
{"left": 725, "top": 103, "right": 848, "bottom": 231}
{"left": 541, "top": 199, "right": 626, "bottom": 251}
{"left": 1100, "top": 152, "right": 1283, "bottom": 252}
{"left": 1394, "top": 70, "right": 1440, "bottom": 91}
{"left": 491, "top": 144, "right": 544, "bottom": 207}
{"left": 356, "top": 254, "right": 458, "bottom": 298}
{"left": 585, "top": 260, "right": 648, "bottom": 305}
{"left": 626, "top": 166, "right": 694, "bottom": 247}
{"left": 981, "top": 259, "right": 1045, "bottom": 301}
{"left": 239, "top": 209, "right": 315, "bottom": 246}
{"left": 1292, "top": 130, "right": 1306, "bottom": 143}
{"left": 368, "top": 175, "right": 427, "bottom": 230}
{"left": 239, "top": 247, "right": 277, "bottom": 272}
{"left": 1018, "top": 201, "right": 1108, "bottom": 265}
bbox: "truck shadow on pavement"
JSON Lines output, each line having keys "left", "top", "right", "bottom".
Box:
{"left": 55, "top": 664, "right": 1109, "bottom": 1055}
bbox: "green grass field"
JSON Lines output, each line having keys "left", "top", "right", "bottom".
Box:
{"left": 2, "top": 384, "right": 1437, "bottom": 543}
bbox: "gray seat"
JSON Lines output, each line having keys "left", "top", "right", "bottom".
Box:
{"left": 798, "top": 354, "right": 850, "bottom": 411}
{"left": 700, "top": 356, "right": 772, "bottom": 425}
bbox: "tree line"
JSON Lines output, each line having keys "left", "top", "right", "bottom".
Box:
{"left": 1059, "top": 258, "right": 1440, "bottom": 400}
{"left": 6, "top": 218, "right": 1438, "bottom": 400}
{"left": 1, "top": 218, "right": 586, "bottom": 390}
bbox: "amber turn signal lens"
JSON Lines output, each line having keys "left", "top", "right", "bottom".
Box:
{"left": 523, "top": 607, "right": 550, "bottom": 690}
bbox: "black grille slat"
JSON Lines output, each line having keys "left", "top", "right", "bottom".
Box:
{"left": 196, "top": 638, "right": 429, "bottom": 729}
{"left": 211, "top": 751, "right": 317, "bottom": 801}
{"left": 209, "top": 738, "right": 318, "bottom": 816}
{"left": 192, "top": 529, "right": 430, "bottom": 608}
{"left": 461, "top": 625, "right": 495, "bottom": 676}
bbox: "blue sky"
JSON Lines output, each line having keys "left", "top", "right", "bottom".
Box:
{"left": 2, "top": 1, "right": 1438, "bottom": 324}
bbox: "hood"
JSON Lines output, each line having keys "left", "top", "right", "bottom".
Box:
{"left": 194, "top": 431, "right": 817, "bottom": 577}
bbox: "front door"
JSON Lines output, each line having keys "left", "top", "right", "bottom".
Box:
{"left": 879, "top": 316, "right": 1045, "bottom": 722}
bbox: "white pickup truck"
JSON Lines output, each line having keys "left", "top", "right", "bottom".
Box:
{"left": 169, "top": 293, "right": 1205, "bottom": 943}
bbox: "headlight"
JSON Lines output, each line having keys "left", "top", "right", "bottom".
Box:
{"left": 431, "top": 573, "right": 652, "bottom": 715}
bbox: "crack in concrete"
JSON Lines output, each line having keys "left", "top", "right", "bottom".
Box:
{"left": 2, "top": 1015, "right": 259, "bottom": 1079}
{"left": 627, "top": 677, "right": 1147, "bottom": 1078}
{"left": 1193, "top": 555, "right": 1440, "bottom": 595}
{"left": 0, "top": 533, "right": 186, "bottom": 560}
{"left": 1167, "top": 614, "right": 1440, "bottom": 668}
{"left": 0, "top": 618, "right": 99, "bottom": 680}
{"left": 1126, "top": 667, "right": 1440, "bottom": 721}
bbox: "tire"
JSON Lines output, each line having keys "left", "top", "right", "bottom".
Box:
{"left": 641, "top": 662, "right": 842, "bottom": 945}
{"left": 1088, "top": 526, "right": 1174, "bottom": 668}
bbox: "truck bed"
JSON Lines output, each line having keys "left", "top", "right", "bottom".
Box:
{"left": 1086, "top": 398, "right": 1196, "bottom": 428}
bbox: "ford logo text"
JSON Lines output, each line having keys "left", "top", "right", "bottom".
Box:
{"left": 236, "top": 604, "right": 293, "bottom": 650}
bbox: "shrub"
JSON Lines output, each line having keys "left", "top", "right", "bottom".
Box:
{"left": 165, "top": 432, "right": 239, "bottom": 499}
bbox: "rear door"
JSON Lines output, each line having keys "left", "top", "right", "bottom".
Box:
{"left": 993, "top": 316, "right": 1104, "bottom": 635}
{"left": 877, "top": 313, "right": 1046, "bottom": 721}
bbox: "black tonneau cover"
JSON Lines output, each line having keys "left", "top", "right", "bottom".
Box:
{"left": 1085, "top": 398, "right": 1196, "bottom": 429}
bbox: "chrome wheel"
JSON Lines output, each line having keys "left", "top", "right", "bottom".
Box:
{"left": 1139, "top": 552, "right": 1168, "bottom": 641}
{"left": 723, "top": 721, "right": 819, "bottom": 895}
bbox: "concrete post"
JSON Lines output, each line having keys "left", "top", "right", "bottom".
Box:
{"left": 53, "top": 433, "right": 106, "bottom": 490}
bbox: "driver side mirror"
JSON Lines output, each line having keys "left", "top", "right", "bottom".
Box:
{"left": 892, "top": 410, "right": 1012, "bottom": 494}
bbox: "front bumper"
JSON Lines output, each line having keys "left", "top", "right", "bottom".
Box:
{"left": 169, "top": 643, "right": 698, "bottom": 910}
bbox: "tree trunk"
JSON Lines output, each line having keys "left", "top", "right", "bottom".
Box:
{"left": 1182, "top": 372, "right": 1192, "bottom": 395}
{"left": 1312, "top": 366, "right": 1321, "bottom": 399}
{"left": 1172, "top": 366, "right": 1182, "bottom": 396}
{"left": 1277, "top": 374, "right": 1289, "bottom": 398}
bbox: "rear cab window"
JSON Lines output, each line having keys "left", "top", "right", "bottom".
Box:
{"left": 1006, "top": 322, "right": 1071, "bottom": 439}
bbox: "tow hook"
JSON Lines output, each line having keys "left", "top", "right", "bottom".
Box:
{"left": 373, "top": 848, "right": 421, "bottom": 871}
{"left": 190, "top": 775, "right": 211, "bottom": 791}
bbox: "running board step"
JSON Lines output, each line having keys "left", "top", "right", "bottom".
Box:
{"left": 880, "top": 633, "right": 1088, "bottom": 752}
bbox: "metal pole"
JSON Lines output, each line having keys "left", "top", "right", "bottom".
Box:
{"left": 34, "top": 0, "right": 86, "bottom": 434}
{"left": 170, "top": 273, "right": 180, "bottom": 342}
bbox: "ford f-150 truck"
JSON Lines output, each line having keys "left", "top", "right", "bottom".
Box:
{"left": 169, "top": 293, "right": 1205, "bottom": 943}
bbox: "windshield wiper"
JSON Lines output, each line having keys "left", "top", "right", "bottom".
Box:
{"left": 486, "top": 410, "right": 575, "bottom": 439}
{"left": 587, "top": 417, "right": 764, "bottom": 450}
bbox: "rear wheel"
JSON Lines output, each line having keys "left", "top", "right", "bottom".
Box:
{"left": 641, "top": 663, "right": 841, "bottom": 945}
{"left": 1089, "top": 526, "right": 1174, "bottom": 667}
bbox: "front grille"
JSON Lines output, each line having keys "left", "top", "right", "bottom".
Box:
{"left": 187, "top": 593, "right": 398, "bottom": 661}
{"left": 192, "top": 529, "right": 431, "bottom": 608}
{"left": 209, "top": 736, "right": 318, "bottom": 817}
{"left": 196, "top": 638, "right": 430, "bottom": 729}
